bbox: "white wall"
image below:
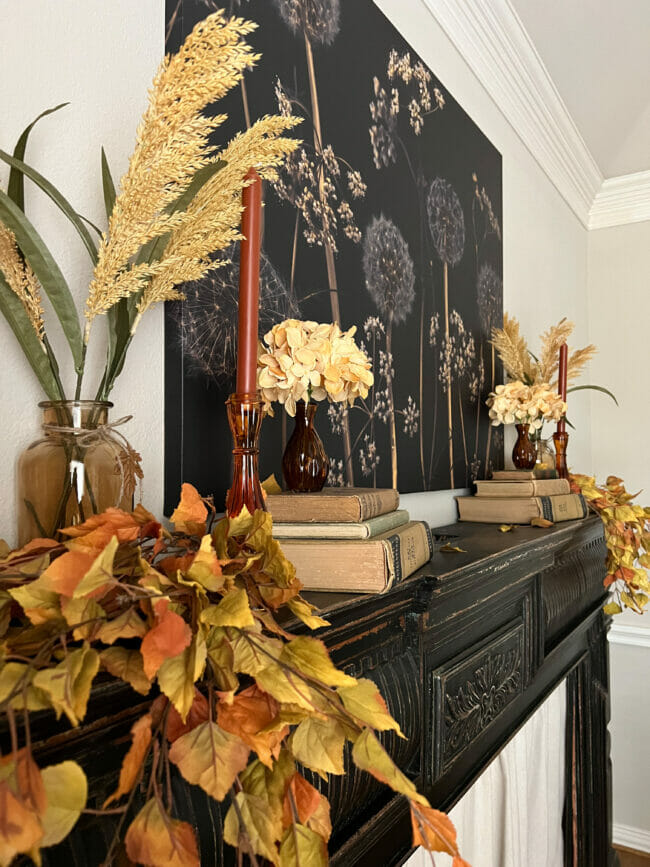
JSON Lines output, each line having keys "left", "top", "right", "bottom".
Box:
{"left": 0, "top": 0, "right": 164, "bottom": 546}
{"left": 588, "top": 221, "right": 650, "bottom": 850}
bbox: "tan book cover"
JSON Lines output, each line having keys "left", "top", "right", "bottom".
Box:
{"left": 490, "top": 470, "right": 536, "bottom": 480}
{"left": 456, "top": 493, "right": 588, "bottom": 524}
{"left": 266, "top": 487, "right": 399, "bottom": 523}
{"left": 475, "top": 479, "right": 570, "bottom": 497}
{"left": 278, "top": 520, "right": 433, "bottom": 593}
{"left": 272, "top": 509, "right": 410, "bottom": 540}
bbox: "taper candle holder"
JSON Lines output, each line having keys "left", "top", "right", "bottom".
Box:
{"left": 552, "top": 430, "right": 569, "bottom": 480}
{"left": 225, "top": 392, "right": 266, "bottom": 518}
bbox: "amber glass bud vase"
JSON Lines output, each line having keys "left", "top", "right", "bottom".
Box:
{"left": 282, "top": 401, "right": 329, "bottom": 492}
{"left": 553, "top": 430, "right": 569, "bottom": 480}
{"left": 512, "top": 423, "right": 536, "bottom": 470}
{"left": 17, "top": 401, "right": 134, "bottom": 545}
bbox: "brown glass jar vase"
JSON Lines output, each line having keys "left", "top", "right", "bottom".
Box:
{"left": 512, "top": 423, "right": 536, "bottom": 470}
{"left": 17, "top": 401, "right": 136, "bottom": 545}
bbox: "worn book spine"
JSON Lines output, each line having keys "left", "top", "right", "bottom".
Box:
{"left": 278, "top": 520, "right": 433, "bottom": 592}
{"left": 490, "top": 469, "right": 559, "bottom": 480}
{"left": 456, "top": 493, "right": 587, "bottom": 524}
{"left": 475, "top": 479, "right": 570, "bottom": 497}
{"left": 267, "top": 488, "right": 399, "bottom": 523}
{"left": 272, "top": 509, "right": 410, "bottom": 540}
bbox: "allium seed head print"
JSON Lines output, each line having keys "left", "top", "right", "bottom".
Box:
{"left": 362, "top": 215, "right": 415, "bottom": 324}
{"left": 427, "top": 177, "right": 466, "bottom": 266}
{"left": 272, "top": 0, "right": 340, "bottom": 45}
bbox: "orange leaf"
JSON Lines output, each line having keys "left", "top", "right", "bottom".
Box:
{"left": 453, "top": 859, "right": 473, "bottom": 867}
{"left": 169, "top": 721, "right": 249, "bottom": 802}
{"left": 140, "top": 600, "right": 191, "bottom": 680}
{"left": 282, "top": 772, "right": 322, "bottom": 828}
{"left": 410, "top": 802, "right": 459, "bottom": 855}
{"left": 104, "top": 713, "right": 152, "bottom": 806}
{"left": 40, "top": 549, "right": 95, "bottom": 597}
{"left": 0, "top": 780, "right": 43, "bottom": 864}
{"left": 125, "top": 798, "right": 199, "bottom": 867}
{"left": 167, "top": 689, "right": 209, "bottom": 743}
{"left": 170, "top": 483, "right": 208, "bottom": 534}
{"left": 61, "top": 507, "right": 152, "bottom": 553}
{"left": 217, "top": 685, "right": 287, "bottom": 768}
{"left": 13, "top": 750, "right": 47, "bottom": 815}
{"left": 157, "top": 553, "right": 195, "bottom": 578}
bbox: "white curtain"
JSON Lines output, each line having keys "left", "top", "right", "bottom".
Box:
{"left": 406, "top": 681, "right": 566, "bottom": 867}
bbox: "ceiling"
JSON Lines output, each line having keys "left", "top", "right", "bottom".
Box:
{"left": 510, "top": 0, "right": 650, "bottom": 179}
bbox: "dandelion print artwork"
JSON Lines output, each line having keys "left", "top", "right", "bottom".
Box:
{"left": 164, "top": 0, "right": 503, "bottom": 510}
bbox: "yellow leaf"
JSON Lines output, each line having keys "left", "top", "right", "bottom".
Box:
{"left": 72, "top": 536, "right": 119, "bottom": 598}
{"left": 125, "top": 798, "right": 199, "bottom": 867}
{"left": 8, "top": 577, "right": 61, "bottom": 625}
{"left": 262, "top": 474, "right": 283, "bottom": 495}
{"left": 338, "top": 678, "right": 404, "bottom": 737}
{"left": 100, "top": 648, "right": 151, "bottom": 695}
{"left": 61, "top": 596, "right": 105, "bottom": 640}
{"left": 0, "top": 663, "right": 50, "bottom": 712}
{"left": 352, "top": 729, "right": 427, "bottom": 805}
{"left": 279, "top": 824, "right": 327, "bottom": 866}
{"left": 186, "top": 535, "right": 224, "bottom": 592}
{"left": 223, "top": 792, "right": 281, "bottom": 865}
{"left": 205, "top": 628, "right": 239, "bottom": 692}
{"left": 439, "top": 543, "right": 467, "bottom": 552}
{"left": 169, "top": 721, "right": 249, "bottom": 801}
{"left": 40, "top": 761, "right": 87, "bottom": 847}
{"left": 157, "top": 633, "right": 207, "bottom": 722}
{"left": 614, "top": 505, "right": 637, "bottom": 523}
{"left": 104, "top": 714, "right": 152, "bottom": 806}
{"left": 255, "top": 660, "right": 323, "bottom": 712}
{"left": 280, "top": 636, "right": 356, "bottom": 687}
{"left": 95, "top": 607, "right": 147, "bottom": 644}
{"left": 228, "top": 628, "right": 283, "bottom": 676}
{"left": 228, "top": 506, "right": 254, "bottom": 538}
{"left": 200, "top": 587, "right": 254, "bottom": 629}
{"left": 497, "top": 524, "right": 515, "bottom": 533}
{"left": 638, "top": 553, "right": 650, "bottom": 569}
{"left": 410, "top": 801, "right": 459, "bottom": 856}
{"left": 531, "top": 517, "right": 554, "bottom": 528}
{"left": 603, "top": 601, "right": 622, "bottom": 615}
{"left": 286, "top": 597, "right": 330, "bottom": 630}
{"left": 33, "top": 646, "right": 99, "bottom": 726}
{"left": 291, "top": 717, "right": 346, "bottom": 777}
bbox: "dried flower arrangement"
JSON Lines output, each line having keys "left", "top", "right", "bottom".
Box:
{"left": 0, "top": 487, "right": 469, "bottom": 865}
{"left": 257, "top": 318, "right": 374, "bottom": 417}
{"left": 486, "top": 381, "right": 566, "bottom": 431}
{"left": 0, "top": 12, "right": 299, "bottom": 403}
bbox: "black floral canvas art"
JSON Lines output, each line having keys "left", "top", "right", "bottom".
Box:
{"left": 164, "top": 0, "right": 503, "bottom": 512}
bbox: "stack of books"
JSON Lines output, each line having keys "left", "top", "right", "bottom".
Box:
{"left": 456, "top": 470, "right": 588, "bottom": 524}
{"left": 268, "top": 488, "right": 433, "bottom": 593}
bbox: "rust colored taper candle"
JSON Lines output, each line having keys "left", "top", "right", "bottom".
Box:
{"left": 553, "top": 342, "right": 569, "bottom": 479}
{"left": 225, "top": 168, "right": 266, "bottom": 517}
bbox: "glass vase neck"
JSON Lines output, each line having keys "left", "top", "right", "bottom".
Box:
{"left": 39, "top": 400, "right": 112, "bottom": 430}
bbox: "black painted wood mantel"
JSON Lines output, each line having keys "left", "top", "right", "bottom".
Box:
{"left": 9, "top": 516, "right": 615, "bottom": 866}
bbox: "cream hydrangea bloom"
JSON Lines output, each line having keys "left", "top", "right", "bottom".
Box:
{"left": 258, "top": 318, "right": 373, "bottom": 416}
{"left": 486, "top": 381, "right": 566, "bottom": 432}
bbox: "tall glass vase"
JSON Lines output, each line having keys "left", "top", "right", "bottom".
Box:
{"left": 282, "top": 401, "right": 329, "bottom": 492}
{"left": 17, "top": 401, "right": 140, "bottom": 545}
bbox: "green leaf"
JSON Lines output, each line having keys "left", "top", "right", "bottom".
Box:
{"left": 7, "top": 102, "right": 69, "bottom": 211}
{"left": 77, "top": 213, "right": 103, "bottom": 238}
{"left": 567, "top": 384, "right": 618, "bottom": 406}
{"left": 0, "top": 188, "right": 83, "bottom": 369}
{"left": 0, "top": 272, "right": 61, "bottom": 399}
{"left": 100, "top": 146, "right": 116, "bottom": 222}
{"left": 0, "top": 150, "right": 98, "bottom": 263}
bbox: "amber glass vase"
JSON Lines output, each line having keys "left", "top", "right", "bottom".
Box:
{"left": 282, "top": 401, "right": 329, "bottom": 492}
{"left": 512, "top": 423, "right": 536, "bottom": 470}
{"left": 17, "top": 401, "right": 136, "bottom": 545}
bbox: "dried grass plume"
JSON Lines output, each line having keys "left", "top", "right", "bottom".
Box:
{"left": 0, "top": 221, "right": 45, "bottom": 340}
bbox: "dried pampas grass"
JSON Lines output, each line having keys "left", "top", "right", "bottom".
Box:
{"left": 0, "top": 222, "right": 45, "bottom": 339}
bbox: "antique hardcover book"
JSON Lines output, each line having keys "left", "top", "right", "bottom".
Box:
{"left": 266, "top": 488, "right": 399, "bottom": 523}
{"left": 456, "top": 493, "right": 588, "bottom": 524}
{"left": 278, "top": 520, "right": 433, "bottom": 592}
{"left": 474, "top": 479, "right": 570, "bottom": 497}
{"left": 272, "top": 509, "right": 410, "bottom": 540}
{"left": 491, "top": 469, "right": 559, "bottom": 480}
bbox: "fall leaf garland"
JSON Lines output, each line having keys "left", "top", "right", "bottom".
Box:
{"left": 0, "top": 484, "right": 468, "bottom": 866}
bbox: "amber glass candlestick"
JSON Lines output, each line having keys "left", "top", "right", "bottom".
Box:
{"left": 225, "top": 393, "right": 266, "bottom": 517}
{"left": 553, "top": 430, "right": 569, "bottom": 480}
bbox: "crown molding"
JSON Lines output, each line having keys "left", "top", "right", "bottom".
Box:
{"left": 421, "top": 0, "right": 603, "bottom": 227}
{"left": 609, "top": 623, "right": 650, "bottom": 649}
{"left": 588, "top": 170, "right": 650, "bottom": 230}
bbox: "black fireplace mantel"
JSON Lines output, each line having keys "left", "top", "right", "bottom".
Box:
{"left": 10, "top": 516, "right": 614, "bottom": 866}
